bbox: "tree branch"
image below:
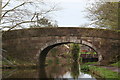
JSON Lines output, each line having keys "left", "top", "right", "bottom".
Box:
{"left": 1, "top": 0, "right": 59, "bottom": 31}
{"left": 2, "top": 2, "right": 28, "bottom": 19}
{"left": 2, "top": 0, "right": 10, "bottom": 9}
{"left": 7, "top": 20, "right": 36, "bottom": 31}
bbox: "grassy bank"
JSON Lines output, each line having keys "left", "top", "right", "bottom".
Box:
{"left": 89, "top": 65, "right": 119, "bottom": 79}
{"left": 110, "top": 61, "right": 120, "bottom": 68}
{"left": 81, "top": 62, "right": 120, "bottom": 80}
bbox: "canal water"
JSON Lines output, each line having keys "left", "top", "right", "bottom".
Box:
{"left": 2, "top": 44, "right": 99, "bottom": 79}
{"left": 2, "top": 62, "right": 98, "bottom": 79}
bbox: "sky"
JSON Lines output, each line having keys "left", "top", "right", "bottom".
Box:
{"left": 2, "top": 0, "right": 96, "bottom": 29}
{"left": 47, "top": 0, "right": 120, "bottom": 27}
{"left": 46, "top": 0, "right": 94, "bottom": 27}
{"left": 2, "top": 0, "right": 120, "bottom": 29}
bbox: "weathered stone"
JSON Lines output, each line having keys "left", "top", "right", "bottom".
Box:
{"left": 2, "top": 27, "right": 120, "bottom": 66}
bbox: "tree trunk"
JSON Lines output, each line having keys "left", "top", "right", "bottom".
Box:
{"left": 0, "top": 0, "right": 2, "bottom": 23}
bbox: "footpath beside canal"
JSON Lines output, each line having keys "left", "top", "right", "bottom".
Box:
{"left": 99, "top": 66, "right": 120, "bottom": 73}
{"left": 81, "top": 62, "right": 120, "bottom": 80}
{"left": 89, "top": 63, "right": 120, "bottom": 73}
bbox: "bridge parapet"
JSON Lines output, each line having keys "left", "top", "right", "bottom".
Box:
{"left": 3, "top": 27, "right": 120, "bottom": 40}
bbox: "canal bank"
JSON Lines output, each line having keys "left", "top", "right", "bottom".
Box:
{"left": 81, "top": 62, "right": 120, "bottom": 80}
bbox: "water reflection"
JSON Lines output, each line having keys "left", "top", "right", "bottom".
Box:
{"left": 3, "top": 62, "right": 97, "bottom": 79}
{"left": 39, "top": 65, "right": 47, "bottom": 78}
{"left": 2, "top": 69, "right": 39, "bottom": 78}
{"left": 71, "top": 61, "right": 80, "bottom": 79}
{"left": 61, "top": 71, "right": 96, "bottom": 79}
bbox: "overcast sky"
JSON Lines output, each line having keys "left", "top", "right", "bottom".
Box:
{"left": 46, "top": 0, "right": 92, "bottom": 27}
{"left": 2, "top": 0, "right": 119, "bottom": 28}
{"left": 46, "top": 0, "right": 119, "bottom": 27}
{"left": 2, "top": 0, "right": 95, "bottom": 28}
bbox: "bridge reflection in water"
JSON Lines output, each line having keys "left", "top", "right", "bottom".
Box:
{"left": 2, "top": 61, "right": 97, "bottom": 79}
{"left": 38, "top": 61, "right": 97, "bottom": 79}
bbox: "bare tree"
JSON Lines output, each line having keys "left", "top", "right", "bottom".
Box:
{"left": 1, "top": 0, "right": 59, "bottom": 31}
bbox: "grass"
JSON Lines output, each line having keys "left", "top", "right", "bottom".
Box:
{"left": 81, "top": 64, "right": 90, "bottom": 71}
{"left": 89, "top": 65, "right": 119, "bottom": 79}
{"left": 83, "top": 62, "right": 98, "bottom": 65}
{"left": 81, "top": 62, "right": 120, "bottom": 80}
{"left": 110, "top": 61, "right": 120, "bottom": 68}
{"left": 80, "top": 52, "right": 97, "bottom": 54}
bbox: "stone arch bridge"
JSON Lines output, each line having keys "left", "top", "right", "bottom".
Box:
{"left": 2, "top": 27, "right": 120, "bottom": 66}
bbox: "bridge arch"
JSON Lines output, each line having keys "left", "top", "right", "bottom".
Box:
{"left": 38, "top": 39, "right": 99, "bottom": 66}
{"left": 2, "top": 27, "right": 120, "bottom": 66}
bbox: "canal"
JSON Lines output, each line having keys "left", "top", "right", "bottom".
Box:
{"left": 2, "top": 44, "right": 99, "bottom": 79}
{"left": 2, "top": 62, "right": 98, "bottom": 79}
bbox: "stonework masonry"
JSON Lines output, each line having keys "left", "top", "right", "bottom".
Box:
{"left": 2, "top": 27, "right": 120, "bottom": 66}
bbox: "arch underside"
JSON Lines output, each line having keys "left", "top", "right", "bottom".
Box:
{"left": 39, "top": 39, "right": 98, "bottom": 66}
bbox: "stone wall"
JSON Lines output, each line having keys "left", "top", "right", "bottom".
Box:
{"left": 2, "top": 27, "right": 120, "bottom": 65}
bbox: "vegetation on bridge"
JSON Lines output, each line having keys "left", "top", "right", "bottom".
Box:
{"left": 71, "top": 44, "right": 80, "bottom": 62}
